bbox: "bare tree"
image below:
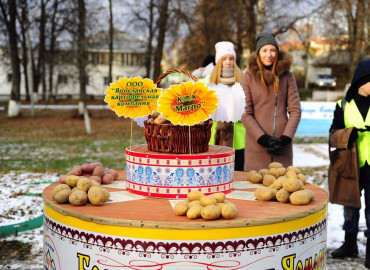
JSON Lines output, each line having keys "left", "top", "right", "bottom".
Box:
{"left": 77, "top": 0, "right": 92, "bottom": 134}
{"left": 0, "top": 0, "right": 21, "bottom": 117}
{"left": 153, "top": 0, "right": 169, "bottom": 80}
{"left": 18, "top": 0, "right": 31, "bottom": 102}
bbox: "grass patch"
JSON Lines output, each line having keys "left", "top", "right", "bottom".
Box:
{"left": 0, "top": 109, "right": 146, "bottom": 173}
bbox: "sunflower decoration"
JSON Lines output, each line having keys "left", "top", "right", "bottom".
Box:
{"left": 104, "top": 77, "right": 161, "bottom": 119}
{"left": 157, "top": 81, "right": 218, "bottom": 126}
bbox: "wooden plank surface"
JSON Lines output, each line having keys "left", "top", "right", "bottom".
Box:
{"left": 43, "top": 171, "right": 328, "bottom": 230}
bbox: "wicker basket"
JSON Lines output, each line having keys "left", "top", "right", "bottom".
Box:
{"left": 144, "top": 69, "right": 213, "bottom": 154}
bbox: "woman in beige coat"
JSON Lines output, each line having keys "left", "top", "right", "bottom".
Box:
{"left": 241, "top": 32, "right": 301, "bottom": 171}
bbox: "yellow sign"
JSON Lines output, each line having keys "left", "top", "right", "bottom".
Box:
{"left": 104, "top": 77, "right": 161, "bottom": 119}
{"left": 157, "top": 81, "right": 218, "bottom": 126}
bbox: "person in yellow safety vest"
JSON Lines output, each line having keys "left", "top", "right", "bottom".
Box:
{"left": 330, "top": 60, "right": 370, "bottom": 268}
{"left": 206, "top": 41, "right": 245, "bottom": 171}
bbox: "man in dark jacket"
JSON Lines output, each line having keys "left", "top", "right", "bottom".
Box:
{"left": 329, "top": 60, "right": 370, "bottom": 268}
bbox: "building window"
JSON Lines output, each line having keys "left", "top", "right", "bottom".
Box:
{"left": 58, "top": 75, "right": 68, "bottom": 84}
{"left": 7, "top": 74, "right": 12, "bottom": 82}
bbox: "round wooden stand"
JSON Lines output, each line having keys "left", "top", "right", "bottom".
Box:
{"left": 43, "top": 170, "right": 328, "bottom": 269}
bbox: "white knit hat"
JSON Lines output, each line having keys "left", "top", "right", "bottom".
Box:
{"left": 215, "top": 41, "right": 236, "bottom": 64}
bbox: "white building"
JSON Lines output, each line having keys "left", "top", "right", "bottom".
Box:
{"left": 0, "top": 29, "right": 147, "bottom": 100}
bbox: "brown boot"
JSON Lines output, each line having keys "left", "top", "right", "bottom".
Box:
{"left": 331, "top": 232, "right": 358, "bottom": 258}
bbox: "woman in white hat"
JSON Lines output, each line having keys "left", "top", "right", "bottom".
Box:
{"left": 207, "top": 41, "right": 245, "bottom": 171}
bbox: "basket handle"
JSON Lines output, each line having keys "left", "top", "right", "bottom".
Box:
{"left": 155, "top": 69, "right": 198, "bottom": 85}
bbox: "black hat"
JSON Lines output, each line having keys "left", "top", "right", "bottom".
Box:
{"left": 256, "top": 32, "right": 279, "bottom": 55}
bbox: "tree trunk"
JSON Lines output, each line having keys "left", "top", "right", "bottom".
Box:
{"left": 38, "top": 0, "right": 46, "bottom": 101}
{"left": 244, "top": 0, "right": 258, "bottom": 53}
{"left": 339, "top": 0, "right": 366, "bottom": 77}
{"left": 108, "top": 0, "right": 113, "bottom": 84}
{"left": 48, "top": 0, "right": 59, "bottom": 102}
{"left": 19, "top": 0, "right": 30, "bottom": 102}
{"left": 0, "top": 0, "right": 22, "bottom": 117}
{"left": 78, "top": 0, "right": 92, "bottom": 134}
{"left": 153, "top": 0, "right": 169, "bottom": 81}
{"left": 256, "top": 0, "right": 265, "bottom": 33}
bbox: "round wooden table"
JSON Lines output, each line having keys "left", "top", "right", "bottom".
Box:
{"left": 43, "top": 170, "right": 327, "bottom": 269}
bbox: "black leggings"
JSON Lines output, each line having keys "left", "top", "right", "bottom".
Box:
{"left": 234, "top": 149, "right": 245, "bottom": 171}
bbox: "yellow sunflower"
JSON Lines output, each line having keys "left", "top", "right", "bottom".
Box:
{"left": 104, "top": 77, "right": 161, "bottom": 119}
{"left": 157, "top": 81, "right": 218, "bottom": 126}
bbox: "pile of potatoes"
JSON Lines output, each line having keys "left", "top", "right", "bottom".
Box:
{"left": 52, "top": 175, "right": 110, "bottom": 206}
{"left": 174, "top": 191, "right": 237, "bottom": 220}
{"left": 147, "top": 111, "right": 170, "bottom": 125}
{"left": 248, "top": 162, "right": 315, "bottom": 205}
{"left": 58, "top": 162, "right": 119, "bottom": 185}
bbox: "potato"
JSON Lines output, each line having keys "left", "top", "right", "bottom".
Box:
{"left": 297, "top": 179, "right": 304, "bottom": 190}
{"left": 101, "top": 187, "right": 110, "bottom": 201}
{"left": 277, "top": 167, "right": 287, "bottom": 176}
{"left": 276, "top": 188, "right": 291, "bottom": 203}
{"left": 188, "top": 200, "right": 201, "bottom": 208}
{"left": 268, "top": 168, "right": 280, "bottom": 178}
{"left": 217, "top": 202, "right": 226, "bottom": 211}
{"left": 254, "top": 187, "right": 275, "bottom": 201}
{"left": 59, "top": 175, "right": 67, "bottom": 184}
{"left": 89, "top": 176, "right": 102, "bottom": 184}
{"left": 186, "top": 205, "right": 203, "bottom": 219}
{"left": 250, "top": 173, "right": 263, "bottom": 183}
{"left": 82, "top": 173, "right": 91, "bottom": 178}
{"left": 54, "top": 189, "right": 72, "bottom": 204}
{"left": 187, "top": 191, "right": 204, "bottom": 201}
{"left": 269, "top": 162, "right": 283, "bottom": 169}
{"left": 70, "top": 166, "right": 82, "bottom": 176}
{"left": 297, "top": 173, "right": 307, "bottom": 184}
{"left": 151, "top": 111, "right": 160, "bottom": 119}
{"left": 290, "top": 190, "right": 313, "bottom": 205}
{"left": 221, "top": 203, "right": 238, "bottom": 219}
{"left": 92, "top": 165, "right": 105, "bottom": 178}
{"left": 108, "top": 169, "right": 119, "bottom": 180}
{"left": 287, "top": 166, "right": 301, "bottom": 174}
{"left": 69, "top": 190, "right": 88, "bottom": 206}
{"left": 270, "top": 187, "right": 278, "bottom": 199}
{"left": 52, "top": 184, "right": 71, "bottom": 198}
{"left": 258, "top": 169, "right": 269, "bottom": 177}
{"left": 285, "top": 170, "right": 297, "bottom": 179}
{"left": 263, "top": 174, "right": 276, "bottom": 186}
{"left": 272, "top": 177, "right": 286, "bottom": 190}
{"left": 211, "top": 192, "right": 225, "bottom": 203}
{"left": 247, "top": 170, "right": 257, "bottom": 181}
{"left": 200, "top": 195, "right": 217, "bottom": 207}
{"left": 90, "top": 162, "right": 103, "bottom": 169}
{"left": 154, "top": 115, "right": 168, "bottom": 124}
{"left": 81, "top": 163, "right": 94, "bottom": 173}
{"left": 201, "top": 205, "right": 221, "bottom": 220}
{"left": 90, "top": 179, "right": 101, "bottom": 187}
{"left": 181, "top": 200, "right": 190, "bottom": 205}
{"left": 87, "top": 186, "right": 105, "bottom": 206}
{"left": 282, "top": 178, "right": 302, "bottom": 192}
{"left": 77, "top": 177, "right": 92, "bottom": 192}
{"left": 102, "top": 173, "right": 114, "bottom": 185}
{"left": 174, "top": 202, "right": 188, "bottom": 216}
{"left": 65, "top": 175, "right": 80, "bottom": 188}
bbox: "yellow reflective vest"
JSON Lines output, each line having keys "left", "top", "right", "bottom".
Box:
{"left": 209, "top": 121, "right": 246, "bottom": 150}
{"left": 338, "top": 99, "right": 370, "bottom": 167}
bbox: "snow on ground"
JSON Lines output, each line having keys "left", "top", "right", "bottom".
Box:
{"left": 0, "top": 143, "right": 367, "bottom": 269}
